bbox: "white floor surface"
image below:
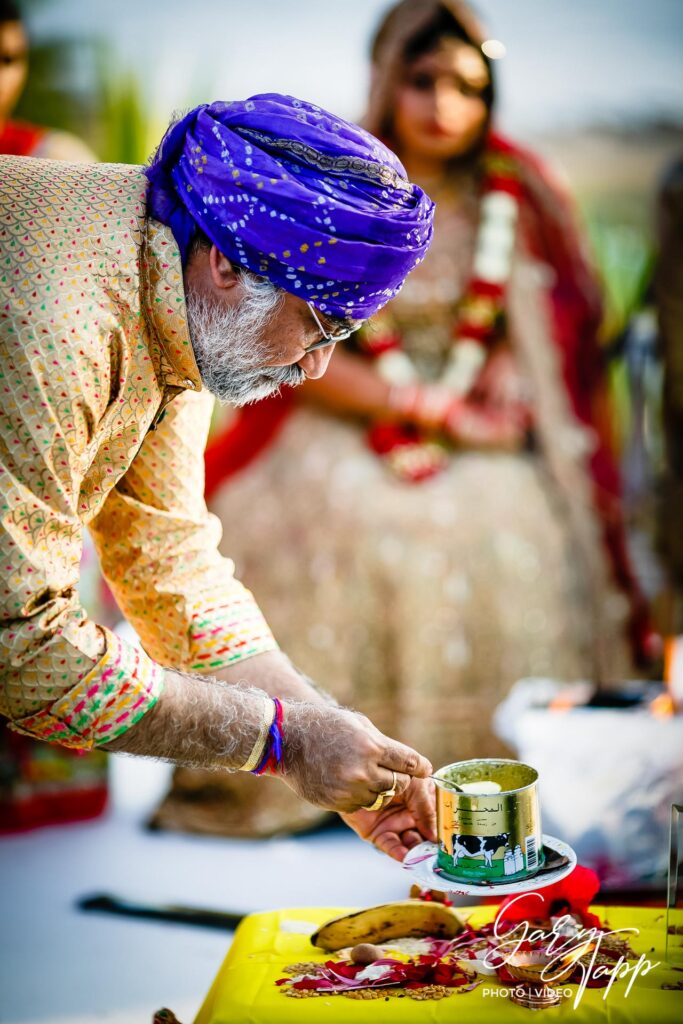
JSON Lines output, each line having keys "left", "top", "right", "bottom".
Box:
{"left": 0, "top": 756, "right": 414, "bottom": 1024}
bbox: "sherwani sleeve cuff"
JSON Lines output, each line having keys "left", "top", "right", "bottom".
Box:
{"left": 8, "top": 630, "right": 165, "bottom": 750}
{"left": 185, "top": 580, "right": 279, "bottom": 674}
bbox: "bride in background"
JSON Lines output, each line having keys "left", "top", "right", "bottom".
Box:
{"left": 152, "top": 0, "right": 650, "bottom": 838}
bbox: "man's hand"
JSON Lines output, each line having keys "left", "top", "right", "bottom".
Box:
{"left": 341, "top": 777, "right": 437, "bottom": 862}
{"left": 282, "top": 703, "right": 432, "bottom": 814}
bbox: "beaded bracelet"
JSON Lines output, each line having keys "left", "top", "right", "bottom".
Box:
{"left": 252, "top": 697, "right": 284, "bottom": 776}
{"left": 238, "top": 696, "right": 276, "bottom": 772}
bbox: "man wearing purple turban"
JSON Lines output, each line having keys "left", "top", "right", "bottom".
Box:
{"left": 0, "top": 95, "right": 435, "bottom": 861}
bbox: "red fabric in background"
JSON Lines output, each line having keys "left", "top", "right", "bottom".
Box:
{"left": 0, "top": 120, "right": 45, "bottom": 156}
{"left": 204, "top": 389, "right": 295, "bottom": 499}
{"left": 0, "top": 728, "right": 108, "bottom": 833}
{"left": 203, "top": 133, "right": 651, "bottom": 661}
{"left": 0, "top": 781, "right": 108, "bottom": 834}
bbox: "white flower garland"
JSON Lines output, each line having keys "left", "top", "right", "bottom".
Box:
{"left": 376, "top": 187, "right": 519, "bottom": 397}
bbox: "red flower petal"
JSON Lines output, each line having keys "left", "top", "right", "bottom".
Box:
{"left": 497, "top": 865, "right": 601, "bottom": 926}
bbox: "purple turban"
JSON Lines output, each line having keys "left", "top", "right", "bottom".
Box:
{"left": 145, "top": 95, "right": 434, "bottom": 320}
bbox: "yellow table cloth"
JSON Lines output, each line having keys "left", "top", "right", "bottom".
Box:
{"left": 194, "top": 905, "right": 682, "bottom": 1023}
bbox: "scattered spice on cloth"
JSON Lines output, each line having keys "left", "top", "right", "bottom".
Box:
{"left": 276, "top": 872, "right": 641, "bottom": 1004}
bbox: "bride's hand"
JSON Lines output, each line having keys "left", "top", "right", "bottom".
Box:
{"left": 470, "top": 345, "right": 531, "bottom": 413}
{"left": 445, "top": 399, "right": 528, "bottom": 451}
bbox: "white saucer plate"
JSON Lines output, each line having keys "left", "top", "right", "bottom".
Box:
{"left": 403, "top": 833, "right": 577, "bottom": 897}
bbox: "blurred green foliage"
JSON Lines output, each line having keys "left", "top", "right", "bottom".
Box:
{"left": 577, "top": 197, "right": 656, "bottom": 456}
{"left": 589, "top": 221, "right": 653, "bottom": 338}
{"left": 95, "top": 56, "right": 160, "bottom": 165}
{"left": 13, "top": 36, "right": 94, "bottom": 139}
{"left": 14, "top": 35, "right": 167, "bottom": 165}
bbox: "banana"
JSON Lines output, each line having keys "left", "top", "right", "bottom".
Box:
{"left": 311, "top": 900, "right": 466, "bottom": 952}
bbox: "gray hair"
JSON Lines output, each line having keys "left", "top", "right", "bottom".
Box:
{"left": 186, "top": 270, "right": 306, "bottom": 406}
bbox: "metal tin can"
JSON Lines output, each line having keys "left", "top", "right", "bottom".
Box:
{"left": 435, "top": 758, "right": 544, "bottom": 884}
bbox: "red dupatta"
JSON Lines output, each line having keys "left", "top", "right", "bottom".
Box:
{"left": 204, "top": 133, "right": 652, "bottom": 662}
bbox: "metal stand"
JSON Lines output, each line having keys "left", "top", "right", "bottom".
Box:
{"left": 666, "top": 803, "right": 683, "bottom": 965}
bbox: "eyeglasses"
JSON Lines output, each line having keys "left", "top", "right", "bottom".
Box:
{"left": 305, "top": 302, "right": 362, "bottom": 352}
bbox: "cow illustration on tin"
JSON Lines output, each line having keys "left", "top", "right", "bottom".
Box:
{"left": 451, "top": 831, "right": 510, "bottom": 868}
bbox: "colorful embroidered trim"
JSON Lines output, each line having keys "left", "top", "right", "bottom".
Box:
{"left": 252, "top": 697, "right": 284, "bottom": 776}
{"left": 9, "top": 632, "right": 165, "bottom": 750}
{"left": 188, "top": 587, "right": 278, "bottom": 672}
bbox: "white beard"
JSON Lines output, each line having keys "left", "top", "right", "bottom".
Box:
{"left": 185, "top": 280, "right": 305, "bottom": 406}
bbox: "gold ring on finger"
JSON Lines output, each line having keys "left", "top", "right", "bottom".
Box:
{"left": 383, "top": 769, "right": 397, "bottom": 797}
{"left": 382, "top": 769, "right": 398, "bottom": 800}
{"left": 362, "top": 771, "right": 398, "bottom": 812}
{"left": 362, "top": 792, "right": 386, "bottom": 812}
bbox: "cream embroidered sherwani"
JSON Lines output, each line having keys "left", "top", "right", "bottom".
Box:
{"left": 0, "top": 155, "right": 277, "bottom": 749}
